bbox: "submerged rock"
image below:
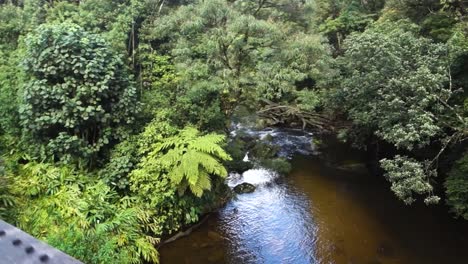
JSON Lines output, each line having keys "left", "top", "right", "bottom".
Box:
{"left": 233, "top": 182, "right": 256, "bottom": 194}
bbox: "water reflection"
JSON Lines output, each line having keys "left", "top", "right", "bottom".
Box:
{"left": 159, "top": 130, "right": 468, "bottom": 264}
{"left": 220, "top": 169, "right": 318, "bottom": 263}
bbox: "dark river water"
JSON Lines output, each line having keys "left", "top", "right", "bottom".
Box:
{"left": 159, "top": 129, "right": 468, "bottom": 264}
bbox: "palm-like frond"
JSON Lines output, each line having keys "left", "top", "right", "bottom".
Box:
{"left": 142, "top": 126, "right": 231, "bottom": 197}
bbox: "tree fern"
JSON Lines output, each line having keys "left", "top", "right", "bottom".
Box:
{"left": 151, "top": 126, "right": 231, "bottom": 197}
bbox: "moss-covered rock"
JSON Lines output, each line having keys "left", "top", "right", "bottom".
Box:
{"left": 259, "top": 158, "right": 292, "bottom": 175}
{"left": 233, "top": 183, "right": 256, "bottom": 194}
{"left": 226, "top": 160, "right": 254, "bottom": 174}
{"left": 250, "top": 141, "right": 280, "bottom": 160}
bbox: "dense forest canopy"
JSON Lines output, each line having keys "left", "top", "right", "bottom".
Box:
{"left": 0, "top": 0, "right": 467, "bottom": 263}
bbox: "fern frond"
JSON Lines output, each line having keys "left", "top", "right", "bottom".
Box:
{"left": 191, "top": 138, "right": 231, "bottom": 161}
{"left": 168, "top": 165, "right": 185, "bottom": 185}
{"left": 196, "top": 171, "right": 212, "bottom": 191}
{"left": 158, "top": 148, "right": 183, "bottom": 167}
{"left": 189, "top": 182, "right": 204, "bottom": 197}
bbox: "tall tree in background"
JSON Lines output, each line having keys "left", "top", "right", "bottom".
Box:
{"left": 142, "top": 0, "right": 331, "bottom": 128}
{"left": 336, "top": 20, "right": 467, "bottom": 204}
{"left": 20, "top": 23, "right": 139, "bottom": 163}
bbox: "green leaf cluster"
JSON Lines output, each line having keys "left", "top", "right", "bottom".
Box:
{"left": 8, "top": 162, "right": 159, "bottom": 264}
{"left": 337, "top": 21, "right": 451, "bottom": 150}
{"left": 20, "top": 22, "right": 139, "bottom": 162}
{"left": 142, "top": 0, "right": 332, "bottom": 123}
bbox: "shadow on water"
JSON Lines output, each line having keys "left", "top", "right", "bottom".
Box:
{"left": 159, "top": 131, "right": 468, "bottom": 264}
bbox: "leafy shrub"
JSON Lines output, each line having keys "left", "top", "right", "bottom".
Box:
{"left": 11, "top": 162, "right": 158, "bottom": 264}
{"left": 20, "top": 22, "right": 139, "bottom": 163}
{"left": 130, "top": 123, "right": 231, "bottom": 235}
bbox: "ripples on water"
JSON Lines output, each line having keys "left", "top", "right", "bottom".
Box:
{"left": 224, "top": 168, "right": 318, "bottom": 263}
{"left": 223, "top": 128, "right": 319, "bottom": 263}
{"left": 160, "top": 127, "right": 468, "bottom": 264}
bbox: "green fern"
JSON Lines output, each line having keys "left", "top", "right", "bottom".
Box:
{"left": 132, "top": 125, "right": 230, "bottom": 198}
{"left": 10, "top": 162, "right": 159, "bottom": 264}
{"left": 154, "top": 127, "right": 231, "bottom": 197}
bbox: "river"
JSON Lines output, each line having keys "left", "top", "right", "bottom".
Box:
{"left": 159, "top": 128, "right": 468, "bottom": 264}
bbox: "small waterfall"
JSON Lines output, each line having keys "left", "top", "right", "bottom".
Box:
{"left": 243, "top": 152, "right": 249, "bottom": 162}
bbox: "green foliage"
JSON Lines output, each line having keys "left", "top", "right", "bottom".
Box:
{"left": 319, "top": 10, "right": 375, "bottom": 49}
{"left": 137, "top": 44, "right": 227, "bottom": 130}
{"left": 260, "top": 158, "right": 292, "bottom": 175}
{"left": 334, "top": 19, "right": 468, "bottom": 205}
{"left": 142, "top": 0, "right": 331, "bottom": 124}
{"left": 20, "top": 23, "right": 139, "bottom": 163}
{"left": 0, "top": 156, "right": 15, "bottom": 220}
{"left": 134, "top": 125, "right": 231, "bottom": 198}
{"left": 337, "top": 20, "right": 451, "bottom": 151}
{"left": 250, "top": 140, "right": 280, "bottom": 160}
{"left": 0, "top": 3, "right": 25, "bottom": 48}
{"left": 130, "top": 169, "right": 200, "bottom": 236}
{"left": 421, "top": 11, "right": 457, "bottom": 42}
{"left": 0, "top": 3, "right": 468, "bottom": 264}
{"left": 441, "top": 0, "right": 468, "bottom": 18}
{"left": 295, "top": 90, "right": 323, "bottom": 112}
{"left": 99, "top": 138, "right": 139, "bottom": 191}
{"left": 449, "top": 21, "right": 468, "bottom": 52}
{"left": 45, "top": 1, "right": 80, "bottom": 24}
{"left": 310, "top": 0, "right": 384, "bottom": 51}
{"left": 445, "top": 151, "right": 468, "bottom": 220}
{"left": 10, "top": 162, "right": 159, "bottom": 264}
{"left": 129, "top": 123, "right": 231, "bottom": 235}
{"left": 0, "top": 4, "right": 26, "bottom": 137}
{"left": 157, "top": 127, "right": 231, "bottom": 196}
{"left": 384, "top": 0, "right": 442, "bottom": 22}
{"left": 138, "top": 47, "right": 180, "bottom": 120}
{"left": 380, "top": 155, "right": 440, "bottom": 205}
{"left": 0, "top": 47, "right": 24, "bottom": 136}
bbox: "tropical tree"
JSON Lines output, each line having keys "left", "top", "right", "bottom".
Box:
{"left": 132, "top": 124, "right": 231, "bottom": 198}
{"left": 129, "top": 122, "right": 231, "bottom": 235}
{"left": 336, "top": 20, "right": 459, "bottom": 204}
{"left": 154, "top": 127, "right": 231, "bottom": 197}
{"left": 20, "top": 22, "right": 139, "bottom": 163}
{"left": 141, "top": 0, "right": 331, "bottom": 125}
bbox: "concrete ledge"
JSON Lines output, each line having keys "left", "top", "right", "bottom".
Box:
{"left": 0, "top": 220, "right": 82, "bottom": 264}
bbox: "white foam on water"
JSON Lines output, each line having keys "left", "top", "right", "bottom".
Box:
{"left": 243, "top": 152, "right": 250, "bottom": 162}
{"left": 228, "top": 168, "right": 279, "bottom": 187}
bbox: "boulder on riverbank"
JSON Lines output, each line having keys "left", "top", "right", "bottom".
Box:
{"left": 233, "top": 182, "right": 256, "bottom": 194}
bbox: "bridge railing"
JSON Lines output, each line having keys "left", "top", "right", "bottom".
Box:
{"left": 0, "top": 220, "right": 82, "bottom": 264}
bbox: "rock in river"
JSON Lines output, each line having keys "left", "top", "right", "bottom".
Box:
{"left": 233, "top": 182, "right": 256, "bottom": 194}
